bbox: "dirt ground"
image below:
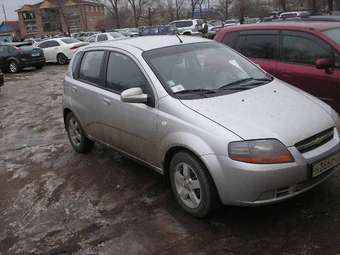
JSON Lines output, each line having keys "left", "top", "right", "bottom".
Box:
{"left": 1, "top": 64, "right": 340, "bottom": 255}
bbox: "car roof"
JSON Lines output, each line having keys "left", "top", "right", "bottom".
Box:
{"left": 90, "top": 35, "right": 210, "bottom": 51}
{"left": 222, "top": 21, "right": 340, "bottom": 32}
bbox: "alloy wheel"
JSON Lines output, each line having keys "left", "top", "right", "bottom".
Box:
{"left": 174, "top": 162, "right": 202, "bottom": 209}
{"left": 68, "top": 116, "right": 82, "bottom": 147}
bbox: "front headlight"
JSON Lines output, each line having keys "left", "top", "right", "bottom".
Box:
{"left": 228, "top": 139, "right": 294, "bottom": 164}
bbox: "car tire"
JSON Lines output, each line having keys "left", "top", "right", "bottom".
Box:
{"left": 169, "top": 151, "right": 219, "bottom": 218}
{"left": 36, "top": 65, "right": 44, "bottom": 69}
{"left": 57, "top": 53, "right": 68, "bottom": 65}
{"left": 8, "top": 61, "right": 20, "bottom": 73}
{"left": 65, "top": 112, "right": 94, "bottom": 153}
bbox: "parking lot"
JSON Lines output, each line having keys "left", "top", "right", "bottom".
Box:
{"left": 0, "top": 64, "right": 340, "bottom": 254}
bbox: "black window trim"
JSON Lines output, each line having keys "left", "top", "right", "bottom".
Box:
{"left": 103, "top": 49, "right": 156, "bottom": 107}
{"left": 278, "top": 30, "right": 338, "bottom": 68}
{"left": 77, "top": 49, "right": 107, "bottom": 88}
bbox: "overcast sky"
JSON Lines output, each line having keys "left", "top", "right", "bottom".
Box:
{"left": 0, "top": 0, "right": 40, "bottom": 21}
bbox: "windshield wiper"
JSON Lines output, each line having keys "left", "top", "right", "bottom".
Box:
{"left": 174, "top": 89, "right": 217, "bottom": 96}
{"left": 218, "top": 77, "right": 273, "bottom": 91}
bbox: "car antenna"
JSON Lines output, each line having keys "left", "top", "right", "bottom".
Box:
{"left": 176, "top": 33, "right": 183, "bottom": 43}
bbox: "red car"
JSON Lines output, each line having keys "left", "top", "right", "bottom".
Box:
{"left": 215, "top": 22, "right": 340, "bottom": 113}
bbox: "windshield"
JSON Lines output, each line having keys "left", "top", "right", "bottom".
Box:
{"left": 143, "top": 42, "right": 270, "bottom": 98}
{"left": 323, "top": 27, "right": 340, "bottom": 44}
{"left": 61, "top": 38, "right": 79, "bottom": 44}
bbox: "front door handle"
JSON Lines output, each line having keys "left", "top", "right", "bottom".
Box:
{"left": 103, "top": 97, "right": 111, "bottom": 105}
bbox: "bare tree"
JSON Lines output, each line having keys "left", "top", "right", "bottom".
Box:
{"left": 191, "top": 0, "right": 200, "bottom": 18}
{"left": 175, "top": 0, "right": 186, "bottom": 19}
{"left": 328, "top": 0, "right": 333, "bottom": 12}
{"left": 218, "top": 0, "right": 232, "bottom": 19}
{"left": 56, "top": 0, "right": 70, "bottom": 35}
{"left": 128, "top": 0, "right": 148, "bottom": 27}
{"left": 279, "top": 0, "right": 287, "bottom": 11}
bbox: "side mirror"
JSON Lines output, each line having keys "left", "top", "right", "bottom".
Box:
{"left": 315, "top": 58, "right": 334, "bottom": 70}
{"left": 120, "top": 87, "right": 148, "bottom": 104}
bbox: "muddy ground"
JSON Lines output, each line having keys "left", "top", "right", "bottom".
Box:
{"left": 1, "top": 65, "right": 340, "bottom": 255}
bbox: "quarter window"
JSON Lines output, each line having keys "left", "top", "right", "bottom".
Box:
{"left": 79, "top": 51, "right": 105, "bottom": 84}
{"left": 281, "top": 35, "right": 332, "bottom": 65}
{"left": 239, "top": 34, "right": 278, "bottom": 60}
{"left": 106, "top": 52, "right": 147, "bottom": 93}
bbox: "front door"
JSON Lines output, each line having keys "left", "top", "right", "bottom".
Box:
{"left": 277, "top": 32, "right": 340, "bottom": 113}
{"left": 103, "top": 51, "right": 158, "bottom": 165}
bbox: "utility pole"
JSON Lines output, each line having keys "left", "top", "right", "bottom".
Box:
{"left": 2, "top": 4, "right": 7, "bottom": 21}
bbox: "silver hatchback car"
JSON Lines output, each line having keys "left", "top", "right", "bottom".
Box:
{"left": 63, "top": 36, "right": 340, "bottom": 217}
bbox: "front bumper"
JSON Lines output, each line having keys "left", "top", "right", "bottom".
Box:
{"left": 201, "top": 129, "right": 340, "bottom": 206}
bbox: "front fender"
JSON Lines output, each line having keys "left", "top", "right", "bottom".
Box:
{"left": 160, "top": 131, "right": 216, "bottom": 159}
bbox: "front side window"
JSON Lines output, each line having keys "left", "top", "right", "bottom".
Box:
{"left": 106, "top": 52, "right": 147, "bottom": 93}
{"left": 143, "top": 42, "right": 271, "bottom": 98}
{"left": 173, "top": 21, "right": 193, "bottom": 28}
{"left": 281, "top": 35, "right": 332, "bottom": 65}
{"left": 239, "top": 34, "right": 278, "bottom": 60}
{"left": 97, "top": 34, "right": 108, "bottom": 42}
{"left": 79, "top": 51, "right": 105, "bottom": 84}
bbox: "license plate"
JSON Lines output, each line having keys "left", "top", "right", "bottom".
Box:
{"left": 312, "top": 151, "right": 340, "bottom": 178}
{"left": 32, "top": 53, "right": 40, "bottom": 57}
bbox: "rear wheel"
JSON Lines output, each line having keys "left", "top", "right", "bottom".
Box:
{"left": 65, "top": 112, "right": 94, "bottom": 153}
{"left": 57, "top": 53, "right": 68, "bottom": 65}
{"left": 8, "top": 61, "right": 19, "bottom": 73}
{"left": 169, "top": 152, "right": 219, "bottom": 218}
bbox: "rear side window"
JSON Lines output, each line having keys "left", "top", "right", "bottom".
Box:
{"left": 238, "top": 34, "right": 278, "bottom": 60}
{"left": 38, "top": 40, "right": 60, "bottom": 48}
{"left": 173, "top": 21, "right": 193, "bottom": 28}
{"left": 79, "top": 51, "right": 105, "bottom": 84}
{"left": 106, "top": 52, "right": 147, "bottom": 93}
{"left": 97, "top": 34, "right": 108, "bottom": 42}
{"left": 281, "top": 35, "right": 332, "bottom": 65}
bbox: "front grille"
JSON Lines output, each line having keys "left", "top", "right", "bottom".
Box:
{"left": 295, "top": 128, "right": 334, "bottom": 153}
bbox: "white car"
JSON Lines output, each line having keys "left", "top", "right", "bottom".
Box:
{"left": 168, "top": 19, "right": 204, "bottom": 35}
{"left": 36, "top": 38, "right": 88, "bottom": 65}
{"left": 86, "top": 32, "right": 126, "bottom": 43}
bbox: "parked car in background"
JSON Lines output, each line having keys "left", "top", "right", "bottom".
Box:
{"left": 224, "top": 19, "right": 240, "bottom": 27}
{"left": 215, "top": 22, "right": 340, "bottom": 113}
{"left": 139, "top": 25, "right": 177, "bottom": 36}
{"left": 64, "top": 36, "right": 340, "bottom": 217}
{"left": 36, "top": 38, "right": 87, "bottom": 65}
{"left": 279, "top": 11, "right": 310, "bottom": 20}
{"left": 24, "top": 38, "right": 44, "bottom": 45}
{"left": 282, "top": 15, "right": 340, "bottom": 22}
{"left": 0, "top": 42, "right": 45, "bottom": 73}
{"left": 169, "top": 19, "right": 203, "bottom": 35}
{"left": 115, "top": 28, "right": 140, "bottom": 37}
{"left": 72, "top": 32, "right": 98, "bottom": 42}
{"left": 86, "top": 32, "right": 125, "bottom": 43}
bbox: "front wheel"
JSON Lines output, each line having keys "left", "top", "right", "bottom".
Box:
{"left": 8, "top": 61, "right": 20, "bottom": 73}
{"left": 57, "top": 53, "right": 68, "bottom": 65}
{"left": 65, "top": 112, "right": 94, "bottom": 153}
{"left": 169, "top": 152, "right": 219, "bottom": 218}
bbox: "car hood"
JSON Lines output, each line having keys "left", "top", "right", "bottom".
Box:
{"left": 180, "top": 80, "right": 335, "bottom": 146}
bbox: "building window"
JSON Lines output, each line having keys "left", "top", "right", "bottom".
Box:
{"left": 22, "top": 11, "right": 35, "bottom": 21}
{"left": 42, "top": 9, "right": 62, "bottom": 32}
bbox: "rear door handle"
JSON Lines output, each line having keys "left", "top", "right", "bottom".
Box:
{"left": 103, "top": 97, "right": 111, "bottom": 105}
{"left": 71, "top": 86, "right": 77, "bottom": 92}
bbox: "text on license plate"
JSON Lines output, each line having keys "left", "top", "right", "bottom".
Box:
{"left": 312, "top": 151, "right": 340, "bottom": 178}
{"left": 32, "top": 53, "right": 40, "bottom": 57}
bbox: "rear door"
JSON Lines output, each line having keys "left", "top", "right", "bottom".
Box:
{"left": 235, "top": 30, "right": 280, "bottom": 76}
{"left": 277, "top": 31, "right": 340, "bottom": 112}
{"left": 71, "top": 50, "right": 108, "bottom": 141}
{"left": 38, "top": 40, "right": 60, "bottom": 62}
